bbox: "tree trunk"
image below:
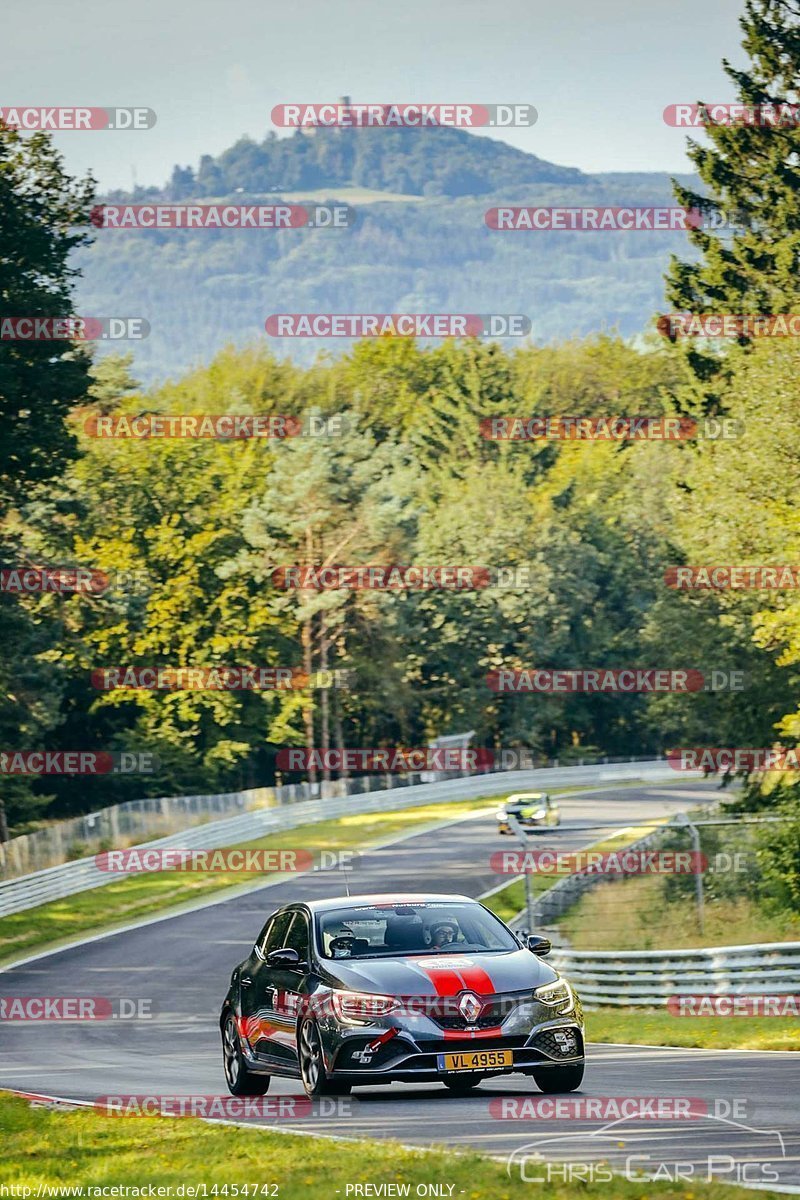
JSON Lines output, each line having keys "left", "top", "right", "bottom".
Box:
{"left": 333, "top": 686, "right": 348, "bottom": 780}
{"left": 320, "top": 612, "right": 331, "bottom": 783}
{"left": 302, "top": 613, "right": 317, "bottom": 786}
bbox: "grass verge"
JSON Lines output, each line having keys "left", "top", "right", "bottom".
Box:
{"left": 560, "top": 875, "right": 800, "bottom": 950}
{"left": 587, "top": 1007, "right": 800, "bottom": 1051}
{"left": 0, "top": 797, "right": 498, "bottom": 968}
{"left": 482, "top": 821, "right": 669, "bottom": 925}
{"left": 0, "top": 1092, "right": 787, "bottom": 1200}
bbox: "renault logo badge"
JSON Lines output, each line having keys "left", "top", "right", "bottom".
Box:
{"left": 459, "top": 992, "right": 483, "bottom": 1023}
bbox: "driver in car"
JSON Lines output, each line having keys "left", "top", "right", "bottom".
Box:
{"left": 429, "top": 919, "right": 458, "bottom": 949}
{"left": 329, "top": 928, "right": 356, "bottom": 958}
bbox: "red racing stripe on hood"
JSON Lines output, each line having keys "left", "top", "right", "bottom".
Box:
{"left": 407, "top": 958, "right": 464, "bottom": 996}
{"left": 454, "top": 963, "right": 495, "bottom": 994}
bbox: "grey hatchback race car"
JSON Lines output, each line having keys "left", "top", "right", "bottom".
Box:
{"left": 220, "top": 892, "right": 584, "bottom": 1097}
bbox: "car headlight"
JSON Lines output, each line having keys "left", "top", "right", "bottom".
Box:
{"left": 534, "top": 978, "right": 574, "bottom": 1012}
{"left": 528, "top": 809, "right": 546, "bottom": 820}
{"left": 330, "top": 991, "right": 400, "bottom": 1022}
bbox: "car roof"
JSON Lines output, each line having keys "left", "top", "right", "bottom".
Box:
{"left": 293, "top": 893, "right": 475, "bottom": 914}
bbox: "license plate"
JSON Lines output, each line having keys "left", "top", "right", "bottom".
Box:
{"left": 437, "top": 1049, "right": 513, "bottom": 1072}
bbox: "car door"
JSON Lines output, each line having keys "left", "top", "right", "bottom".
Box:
{"left": 240, "top": 908, "right": 293, "bottom": 1065}
{"left": 262, "top": 909, "right": 311, "bottom": 1068}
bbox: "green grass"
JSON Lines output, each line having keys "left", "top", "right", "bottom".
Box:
{"left": 560, "top": 875, "right": 800, "bottom": 950}
{"left": 0, "top": 797, "right": 499, "bottom": 967}
{"left": 482, "top": 821, "right": 669, "bottom": 924}
{"left": 588, "top": 1007, "right": 800, "bottom": 1051}
{"left": 0, "top": 1092, "right": 786, "bottom": 1200}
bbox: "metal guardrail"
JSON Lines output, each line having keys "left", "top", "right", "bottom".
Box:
{"left": 0, "top": 760, "right": 676, "bottom": 919}
{"left": 548, "top": 942, "right": 800, "bottom": 1006}
{"left": 0, "top": 753, "right": 665, "bottom": 880}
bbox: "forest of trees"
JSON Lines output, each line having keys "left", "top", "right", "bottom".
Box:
{"left": 1, "top": 329, "right": 799, "bottom": 832}
{"left": 121, "top": 125, "right": 584, "bottom": 203}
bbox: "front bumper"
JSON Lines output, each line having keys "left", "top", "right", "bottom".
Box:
{"left": 497, "top": 818, "right": 548, "bottom": 834}
{"left": 325, "top": 1016, "right": 584, "bottom": 1081}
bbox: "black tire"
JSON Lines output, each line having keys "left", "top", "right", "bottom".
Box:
{"left": 532, "top": 1062, "right": 584, "bottom": 1093}
{"left": 443, "top": 1074, "right": 483, "bottom": 1093}
{"left": 298, "top": 1019, "right": 351, "bottom": 1097}
{"left": 222, "top": 1013, "right": 271, "bottom": 1096}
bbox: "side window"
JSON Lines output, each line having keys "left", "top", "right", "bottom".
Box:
{"left": 283, "top": 912, "right": 310, "bottom": 959}
{"left": 262, "top": 910, "right": 293, "bottom": 955}
{"left": 255, "top": 917, "right": 274, "bottom": 956}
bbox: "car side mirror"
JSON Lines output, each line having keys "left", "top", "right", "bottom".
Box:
{"left": 266, "top": 947, "right": 305, "bottom": 970}
{"left": 525, "top": 935, "right": 552, "bottom": 957}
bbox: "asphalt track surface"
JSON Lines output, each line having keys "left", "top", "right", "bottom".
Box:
{"left": 1, "top": 779, "right": 798, "bottom": 1192}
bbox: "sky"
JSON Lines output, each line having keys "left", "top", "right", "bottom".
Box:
{"left": 4, "top": 0, "right": 746, "bottom": 191}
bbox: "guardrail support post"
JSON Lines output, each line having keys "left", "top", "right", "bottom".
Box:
{"left": 507, "top": 813, "right": 535, "bottom": 932}
{"left": 676, "top": 811, "right": 705, "bottom": 935}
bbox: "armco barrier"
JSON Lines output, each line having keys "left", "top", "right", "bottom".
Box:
{"left": 0, "top": 753, "right": 666, "bottom": 879}
{"left": 548, "top": 942, "right": 800, "bottom": 1006}
{"left": 0, "top": 759, "right": 677, "bottom": 919}
{"left": 0, "top": 787, "right": 273, "bottom": 878}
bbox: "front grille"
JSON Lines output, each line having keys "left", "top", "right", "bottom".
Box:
{"left": 430, "top": 990, "right": 530, "bottom": 1031}
{"left": 529, "top": 1026, "right": 583, "bottom": 1059}
{"left": 434, "top": 1011, "right": 506, "bottom": 1030}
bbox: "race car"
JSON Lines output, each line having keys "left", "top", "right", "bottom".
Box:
{"left": 220, "top": 892, "right": 584, "bottom": 1097}
{"left": 496, "top": 792, "right": 561, "bottom": 834}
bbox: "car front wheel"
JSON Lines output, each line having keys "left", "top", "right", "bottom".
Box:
{"left": 298, "top": 1019, "right": 351, "bottom": 1097}
{"left": 222, "top": 1013, "right": 271, "bottom": 1096}
{"left": 531, "top": 1062, "right": 584, "bottom": 1092}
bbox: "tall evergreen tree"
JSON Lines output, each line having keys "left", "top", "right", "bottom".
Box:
{"left": 665, "top": 0, "right": 800, "bottom": 394}
{"left": 0, "top": 123, "right": 95, "bottom": 838}
{"left": 0, "top": 123, "right": 95, "bottom": 510}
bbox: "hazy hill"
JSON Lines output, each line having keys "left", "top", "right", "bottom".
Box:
{"left": 75, "top": 127, "right": 698, "bottom": 381}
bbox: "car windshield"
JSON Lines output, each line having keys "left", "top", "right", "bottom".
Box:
{"left": 315, "top": 901, "right": 519, "bottom": 959}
